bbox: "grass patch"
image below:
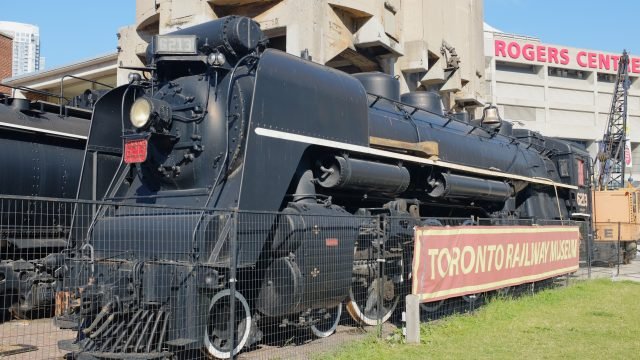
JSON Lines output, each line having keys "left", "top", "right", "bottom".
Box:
{"left": 320, "top": 279, "right": 640, "bottom": 359}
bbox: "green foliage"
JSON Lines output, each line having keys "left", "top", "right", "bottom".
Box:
{"left": 318, "top": 280, "right": 640, "bottom": 360}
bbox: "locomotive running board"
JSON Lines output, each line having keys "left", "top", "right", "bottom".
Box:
{"left": 0, "top": 121, "right": 88, "bottom": 140}
{"left": 254, "top": 127, "right": 578, "bottom": 190}
{"left": 369, "top": 136, "right": 439, "bottom": 158}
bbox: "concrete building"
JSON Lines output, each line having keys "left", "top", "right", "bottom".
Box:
{"left": 484, "top": 26, "right": 640, "bottom": 176}
{"left": 2, "top": 1, "right": 487, "bottom": 115}
{"left": 118, "top": 0, "right": 487, "bottom": 114}
{"left": 2, "top": 52, "right": 117, "bottom": 102}
{"left": 0, "top": 21, "right": 44, "bottom": 76}
{"left": 0, "top": 31, "right": 13, "bottom": 94}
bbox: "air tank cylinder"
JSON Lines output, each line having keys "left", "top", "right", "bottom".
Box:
{"left": 427, "top": 173, "right": 513, "bottom": 202}
{"left": 317, "top": 156, "right": 410, "bottom": 194}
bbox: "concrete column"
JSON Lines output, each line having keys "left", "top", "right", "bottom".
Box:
{"left": 491, "top": 56, "right": 497, "bottom": 105}
{"left": 405, "top": 294, "right": 420, "bottom": 344}
{"left": 543, "top": 64, "right": 549, "bottom": 127}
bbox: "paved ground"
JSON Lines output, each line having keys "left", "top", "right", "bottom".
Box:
{"left": 238, "top": 322, "right": 396, "bottom": 360}
{"left": 2, "top": 256, "right": 638, "bottom": 360}
{"left": 575, "top": 253, "right": 640, "bottom": 282}
{"left": 0, "top": 318, "right": 74, "bottom": 359}
{"left": 0, "top": 317, "right": 391, "bottom": 360}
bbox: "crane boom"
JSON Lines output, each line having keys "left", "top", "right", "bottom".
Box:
{"left": 597, "top": 50, "right": 630, "bottom": 190}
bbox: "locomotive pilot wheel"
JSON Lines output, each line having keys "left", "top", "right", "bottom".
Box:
{"left": 204, "top": 289, "right": 252, "bottom": 359}
{"left": 346, "top": 276, "right": 400, "bottom": 326}
{"left": 310, "top": 303, "right": 342, "bottom": 338}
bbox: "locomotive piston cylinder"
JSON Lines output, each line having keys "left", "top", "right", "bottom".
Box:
{"left": 427, "top": 173, "right": 513, "bottom": 202}
{"left": 317, "top": 156, "right": 410, "bottom": 194}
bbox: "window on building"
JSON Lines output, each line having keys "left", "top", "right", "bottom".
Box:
{"left": 597, "top": 73, "right": 616, "bottom": 83}
{"left": 496, "top": 61, "right": 538, "bottom": 74}
{"left": 548, "top": 66, "right": 587, "bottom": 80}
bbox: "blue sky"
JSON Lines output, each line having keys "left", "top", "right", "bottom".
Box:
{"left": 2, "top": 0, "right": 135, "bottom": 68}
{"left": 1, "top": 1, "right": 637, "bottom": 69}
{"left": 485, "top": 0, "right": 638, "bottom": 54}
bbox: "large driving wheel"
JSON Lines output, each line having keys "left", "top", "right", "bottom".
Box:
{"left": 420, "top": 299, "right": 445, "bottom": 313}
{"left": 203, "top": 289, "right": 252, "bottom": 359}
{"left": 310, "top": 303, "right": 342, "bottom": 338}
{"left": 346, "top": 276, "right": 399, "bottom": 326}
{"left": 462, "top": 293, "right": 482, "bottom": 304}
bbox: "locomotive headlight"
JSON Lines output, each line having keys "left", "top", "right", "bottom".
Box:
{"left": 127, "top": 72, "right": 142, "bottom": 84}
{"left": 130, "top": 98, "right": 152, "bottom": 128}
{"left": 130, "top": 97, "right": 173, "bottom": 130}
{"left": 207, "top": 51, "right": 226, "bottom": 66}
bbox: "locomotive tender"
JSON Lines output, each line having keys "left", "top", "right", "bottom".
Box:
{"left": 0, "top": 92, "right": 95, "bottom": 318}
{"left": 0, "top": 93, "right": 91, "bottom": 253}
{"left": 58, "top": 16, "right": 590, "bottom": 358}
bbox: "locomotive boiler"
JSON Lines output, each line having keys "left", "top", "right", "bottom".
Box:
{"left": 56, "top": 16, "right": 587, "bottom": 359}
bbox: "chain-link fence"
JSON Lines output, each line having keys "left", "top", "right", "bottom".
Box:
{"left": 0, "top": 196, "right": 636, "bottom": 359}
{"left": 587, "top": 221, "right": 640, "bottom": 281}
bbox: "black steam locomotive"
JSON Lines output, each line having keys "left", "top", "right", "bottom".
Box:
{"left": 56, "top": 16, "right": 590, "bottom": 358}
{"left": 0, "top": 90, "right": 96, "bottom": 318}
{"left": 0, "top": 93, "right": 92, "bottom": 254}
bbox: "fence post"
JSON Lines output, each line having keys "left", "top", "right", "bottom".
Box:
{"left": 616, "top": 222, "right": 621, "bottom": 278}
{"left": 229, "top": 210, "right": 238, "bottom": 360}
{"left": 586, "top": 223, "right": 592, "bottom": 279}
{"left": 377, "top": 215, "right": 386, "bottom": 338}
{"left": 405, "top": 294, "right": 420, "bottom": 344}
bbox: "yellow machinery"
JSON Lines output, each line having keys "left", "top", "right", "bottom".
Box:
{"left": 592, "top": 186, "right": 639, "bottom": 264}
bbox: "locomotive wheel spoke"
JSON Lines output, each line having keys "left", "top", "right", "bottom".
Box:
{"left": 310, "top": 303, "right": 342, "bottom": 338}
{"left": 347, "top": 277, "right": 399, "bottom": 326}
{"left": 462, "top": 293, "right": 481, "bottom": 303}
{"left": 203, "top": 289, "right": 252, "bottom": 359}
{"left": 364, "top": 287, "right": 378, "bottom": 314}
{"left": 496, "top": 286, "right": 511, "bottom": 297}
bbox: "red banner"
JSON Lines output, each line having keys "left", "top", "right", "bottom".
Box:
{"left": 411, "top": 226, "right": 580, "bottom": 302}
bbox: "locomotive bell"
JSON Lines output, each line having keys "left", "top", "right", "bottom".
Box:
{"left": 481, "top": 105, "right": 502, "bottom": 125}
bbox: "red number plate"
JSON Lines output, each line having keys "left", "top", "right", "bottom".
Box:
{"left": 124, "top": 138, "right": 148, "bottom": 164}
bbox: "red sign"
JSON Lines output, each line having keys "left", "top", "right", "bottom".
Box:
{"left": 495, "top": 39, "right": 640, "bottom": 73}
{"left": 412, "top": 226, "right": 580, "bottom": 302}
{"left": 325, "top": 238, "right": 339, "bottom": 247}
{"left": 124, "top": 138, "right": 148, "bottom": 164}
{"left": 625, "top": 140, "right": 633, "bottom": 168}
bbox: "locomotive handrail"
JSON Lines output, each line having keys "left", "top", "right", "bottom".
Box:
{"left": 254, "top": 127, "right": 579, "bottom": 191}
{"left": 4, "top": 84, "right": 70, "bottom": 102}
{"left": 533, "top": 176, "right": 565, "bottom": 221}
{"left": 367, "top": 92, "right": 547, "bottom": 153}
{"left": 191, "top": 51, "right": 261, "bottom": 258}
{"left": 59, "top": 75, "right": 114, "bottom": 116}
{"left": 367, "top": 92, "right": 475, "bottom": 130}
